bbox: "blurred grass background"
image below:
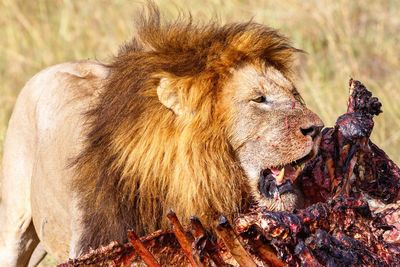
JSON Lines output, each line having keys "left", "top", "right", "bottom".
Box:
{"left": 0, "top": 0, "right": 399, "bottom": 265}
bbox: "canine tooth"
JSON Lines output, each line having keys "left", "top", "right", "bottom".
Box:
{"left": 300, "top": 162, "right": 305, "bottom": 171}
{"left": 292, "top": 168, "right": 302, "bottom": 182}
{"left": 275, "top": 168, "right": 285, "bottom": 185}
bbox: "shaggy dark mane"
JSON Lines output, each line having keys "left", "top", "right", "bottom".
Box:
{"left": 73, "top": 2, "right": 299, "bottom": 253}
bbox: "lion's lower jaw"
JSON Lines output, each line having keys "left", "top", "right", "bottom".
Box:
{"left": 256, "top": 189, "right": 304, "bottom": 212}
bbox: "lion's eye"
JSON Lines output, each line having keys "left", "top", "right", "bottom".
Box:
{"left": 252, "top": 96, "right": 267, "bottom": 103}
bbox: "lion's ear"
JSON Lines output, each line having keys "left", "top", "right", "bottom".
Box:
{"left": 157, "top": 78, "right": 183, "bottom": 115}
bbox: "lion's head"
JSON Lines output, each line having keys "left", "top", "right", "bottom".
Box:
{"left": 223, "top": 63, "right": 323, "bottom": 212}
{"left": 73, "top": 4, "right": 323, "bottom": 251}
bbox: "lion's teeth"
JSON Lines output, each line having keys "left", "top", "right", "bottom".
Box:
{"left": 275, "top": 168, "right": 285, "bottom": 185}
{"left": 292, "top": 168, "right": 301, "bottom": 182}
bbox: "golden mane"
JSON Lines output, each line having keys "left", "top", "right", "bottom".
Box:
{"left": 73, "top": 3, "right": 299, "bottom": 251}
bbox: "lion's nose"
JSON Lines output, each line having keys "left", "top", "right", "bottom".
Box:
{"left": 300, "top": 125, "right": 323, "bottom": 139}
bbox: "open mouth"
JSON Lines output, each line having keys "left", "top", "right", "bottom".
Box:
{"left": 257, "top": 151, "right": 314, "bottom": 200}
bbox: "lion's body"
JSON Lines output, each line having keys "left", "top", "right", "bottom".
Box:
{"left": 0, "top": 5, "right": 323, "bottom": 266}
{"left": 0, "top": 60, "right": 109, "bottom": 265}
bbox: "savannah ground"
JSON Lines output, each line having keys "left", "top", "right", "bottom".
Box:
{"left": 0, "top": 0, "right": 399, "bottom": 266}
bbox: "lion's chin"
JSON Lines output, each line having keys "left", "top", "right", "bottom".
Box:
{"left": 257, "top": 189, "right": 304, "bottom": 212}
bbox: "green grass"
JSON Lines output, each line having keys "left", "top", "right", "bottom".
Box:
{"left": 0, "top": 0, "right": 399, "bottom": 265}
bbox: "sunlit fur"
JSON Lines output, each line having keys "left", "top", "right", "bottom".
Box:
{"left": 72, "top": 3, "right": 299, "bottom": 252}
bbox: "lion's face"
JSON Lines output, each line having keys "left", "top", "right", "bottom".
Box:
{"left": 221, "top": 63, "right": 324, "bottom": 211}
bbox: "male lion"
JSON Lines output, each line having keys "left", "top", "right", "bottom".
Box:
{"left": 0, "top": 5, "right": 323, "bottom": 266}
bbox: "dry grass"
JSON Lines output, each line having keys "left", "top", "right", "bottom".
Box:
{"left": 0, "top": 0, "right": 399, "bottom": 265}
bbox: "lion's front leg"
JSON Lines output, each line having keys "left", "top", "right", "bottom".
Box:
{"left": 0, "top": 217, "right": 40, "bottom": 267}
{"left": 0, "top": 80, "right": 41, "bottom": 266}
